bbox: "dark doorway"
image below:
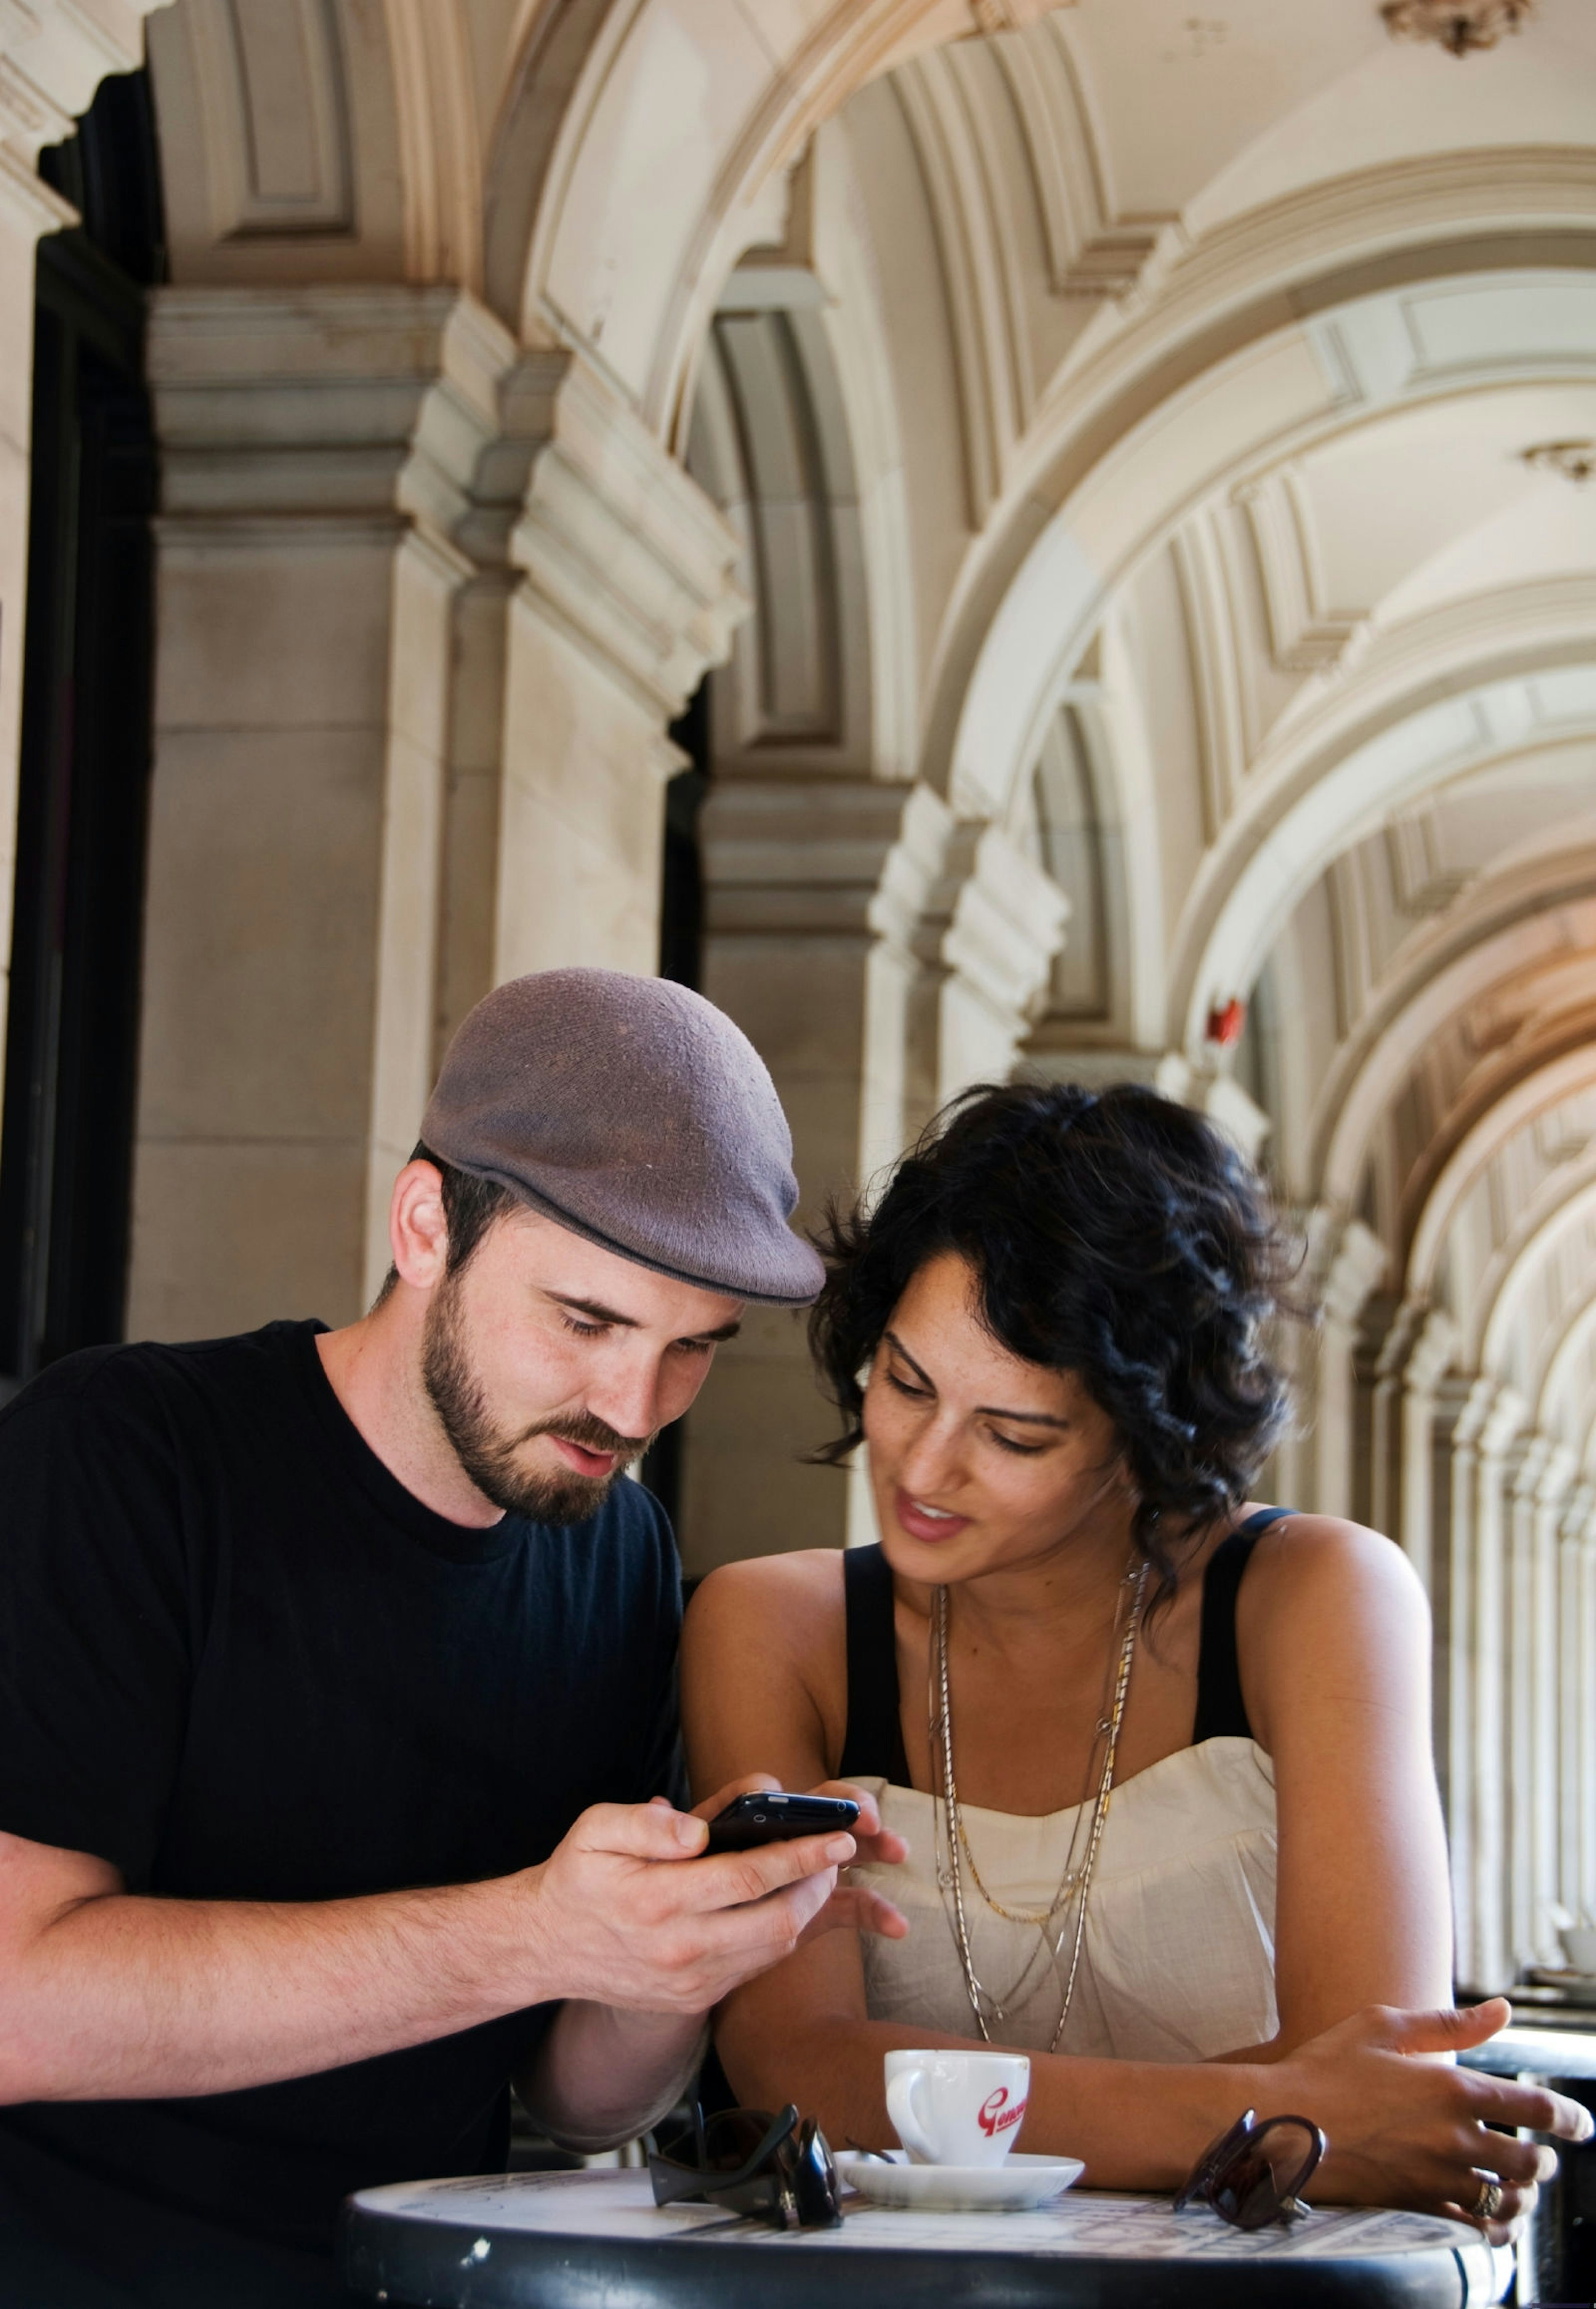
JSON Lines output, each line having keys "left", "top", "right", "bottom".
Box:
{"left": 657, "top": 681, "right": 709, "bottom": 994}
{"left": 0, "top": 69, "right": 164, "bottom": 1389}
{"left": 641, "top": 682, "right": 711, "bottom": 1529}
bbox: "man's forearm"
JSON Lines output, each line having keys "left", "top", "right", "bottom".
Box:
{"left": 518, "top": 2003, "right": 708, "bottom": 2151}
{"left": 1, "top": 1871, "right": 551, "bottom": 2103}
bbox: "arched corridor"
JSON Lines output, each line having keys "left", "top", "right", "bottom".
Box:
{"left": 0, "top": 0, "right": 1592, "bottom": 1994}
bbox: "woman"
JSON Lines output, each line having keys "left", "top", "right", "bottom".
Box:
{"left": 684, "top": 1082, "right": 1589, "bottom": 2235}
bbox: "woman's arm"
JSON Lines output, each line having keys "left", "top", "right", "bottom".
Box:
{"left": 682, "top": 1556, "right": 1587, "bottom": 2236}
{"left": 1237, "top": 1515, "right": 1453, "bottom": 2049}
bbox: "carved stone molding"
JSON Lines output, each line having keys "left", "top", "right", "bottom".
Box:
{"left": 510, "top": 347, "right": 749, "bottom": 724}
{"left": 1381, "top": 1, "right": 1535, "bottom": 57}
{"left": 148, "top": 283, "right": 749, "bottom": 721}
{"left": 0, "top": 0, "right": 168, "bottom": 236}
{"left": 867, "top": 785, "right": 1069, "bottom": 1110}
{"left": 149, "top": 284, "right": 493, "bottom": 527}
{"left": 1234, "top": 468, "right": 1367, "bottom": 674}
{"left": 702, "top": 775, "right": 910, "bottom": 944}
{"left": 968, "top": 0, "right": 1078, "bottom": 32}
{"left": 1316, "top": 1215, "right": 1389, "bottom": 1334}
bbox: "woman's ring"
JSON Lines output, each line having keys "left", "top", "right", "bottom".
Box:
{"left": 1472, "top": 2177, "right": 1504, "bottom": 2223}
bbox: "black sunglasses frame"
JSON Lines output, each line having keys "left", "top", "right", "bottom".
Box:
{"left": 1174, "top": 2107, "right": 1327, "bottom": 2232}
{"left": 647, "top": 2102, "right": 842, "bottom": 2231}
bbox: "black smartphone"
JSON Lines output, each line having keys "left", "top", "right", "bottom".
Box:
{"left": 704, "top": 1791, "right": 861, "bottom": 1854}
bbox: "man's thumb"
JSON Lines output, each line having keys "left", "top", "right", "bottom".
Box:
{"left": 1381, "top": 1997, "right": 1510, "bottom": 2055}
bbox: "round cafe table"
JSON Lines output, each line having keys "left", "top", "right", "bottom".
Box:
{"left": 342, "top": 2165, "right": 1510, "bottom": 2308}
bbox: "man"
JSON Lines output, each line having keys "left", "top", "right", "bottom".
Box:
{"left": 0, "top": 969, "right": 903, "bottom": 2307}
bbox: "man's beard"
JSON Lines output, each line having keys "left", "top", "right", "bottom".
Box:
{"left": 421, "top": 1271, "right": 656, "bottom": 1524}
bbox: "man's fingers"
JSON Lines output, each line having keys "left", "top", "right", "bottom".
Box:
{"left": 686, "top": 1829, "right": 857, "bottom": 1910}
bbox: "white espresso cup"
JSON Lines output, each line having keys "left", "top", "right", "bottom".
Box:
{"left": 884, "top": 2049, "right": 1031, "bottom": 2167}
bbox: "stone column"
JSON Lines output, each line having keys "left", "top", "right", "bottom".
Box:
{"left": 0, "top": 0, "right": 167, "bottom": 1079}
{"left": 1530, "top": 1446, "right": 1575, "bottom": 1964}
{"left": 1303, "top": 1214, "right": 1387, "bottom": 1521}
{"left": 1565, "top": 1486, "right": 1596, "bottom": 1925}
{"left": 1357, "top": 1297, "right": 1456, "bottom": 1587}
{"left": 1468, "top": 1383, "right": 1527, "bottom": 1990}
{"left": 688, "top": 772, "right": 915, "bottom": 1571}
{"left": 134, "top": 290, "right": 746, "bottom": 1338}
{"left": 1505, "top": 1433, "right": 1549, "bottom": 1972}
{"left": 1438, "top": 1372, "right": 1492, "bottom": 1982}
{"left": 496, "top": 361, "right": 747, "bottom": 986}
{"left": 686, "top": 775, "right": 1067, "bottom": 1571}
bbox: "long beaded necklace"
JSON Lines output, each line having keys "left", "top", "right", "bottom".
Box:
{"left": 930, "top": 1560, "right": 1149, "bottom": 2055}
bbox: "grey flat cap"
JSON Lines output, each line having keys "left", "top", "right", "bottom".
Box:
{"left": 420, "top": 968, "right": 825, "bottom": 1306}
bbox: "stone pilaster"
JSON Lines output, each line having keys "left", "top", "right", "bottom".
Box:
{"left": 867, "top": 785, "right": 1068, "bottom": 1136}
{"left": 1464, "top": 1381, "right": 1527, "bottom": 1990}
{"left": 1562, "top": 1486, "right": 1596, "bottom": 1927}
{"left": 1505, "top": 1432, "right": 1550, "bottom": 1971}
{"left": 135, "top": 288, "right": 748, "bottom": 1334}
{"left": 687, "top": 773, "right": 915, "bottom": 1569}
{"left": 1436, "top": 1370, "right": 1491, "bottom": 1981}
{"left": 1527, "top": 1444, "right": 1576, "bottom": 1964}
{"left": 1301, "top": 1212, "right": 1387, "bottom": 1520}
{"left": 496, "top": 356, "right": 748, "bottom": 989}
{"left": 683, "top": 775, "right": 1066, "bottom": 1571}
{"left": 1360, "top": 1297, "right": 1456, "bottom": 1588}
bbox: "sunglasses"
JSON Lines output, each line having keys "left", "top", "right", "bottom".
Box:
{"left": 1175, "top": 2107, "right": 1327, "bottom": 2231}
{"left": 647, "top": 2102, "right": 842, "bottom": 2231}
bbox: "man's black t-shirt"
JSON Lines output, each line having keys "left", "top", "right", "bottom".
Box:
{"left": 0, "top": 1320, "right": 682, "bottom": 2257}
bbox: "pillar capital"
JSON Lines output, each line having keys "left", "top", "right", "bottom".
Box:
{"left": 150, "top": 285, "right": 539, "bottom": 547}
{"left": 701, "top": 772, "right": 911, "bottom": 940}
{"left": 509, "top": 343, "right": 749, "bottom": 724}
{"left": 1478, "top": 1381, "right": 1529, "bottom": 1463}
{"left": 1308, "top": 1212, "right": 1389, "bottom": 1334}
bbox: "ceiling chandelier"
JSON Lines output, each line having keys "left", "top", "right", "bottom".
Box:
{"left": 1380, "top": 1, "right": 1536, "bottom": 54}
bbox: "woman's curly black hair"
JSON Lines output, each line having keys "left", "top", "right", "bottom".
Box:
{"left": 810, "top": 1081, "right": 1294, "bottom": 1600}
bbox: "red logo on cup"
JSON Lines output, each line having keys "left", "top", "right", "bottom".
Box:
{"left": 978, "top": 2087, "right": 1027, "bottom": 2138}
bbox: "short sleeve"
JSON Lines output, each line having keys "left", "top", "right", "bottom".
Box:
{"left": 0, "top": 1356, "right": 195, "bottom": 1886}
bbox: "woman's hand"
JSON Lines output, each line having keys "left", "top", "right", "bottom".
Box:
{"left": 692, "top": 1775, "right": 910, "bottom": 1948}
{"left": 1275, "top": 1999, "right": 1592, "bottom": 2244}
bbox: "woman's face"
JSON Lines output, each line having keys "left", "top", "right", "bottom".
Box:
{"left": 862, "top": 1249, "right": 1130, "bottom": 1584}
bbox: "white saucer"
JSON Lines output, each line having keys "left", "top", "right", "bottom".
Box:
{"left": 834, "top": 2149, "right": 1085, "bottom": 2212}
{"left": 1526, "top": 1967, "right": 1596, "bottom": 2002}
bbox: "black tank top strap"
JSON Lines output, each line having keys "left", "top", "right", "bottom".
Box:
{"left": 838, "top": 1544, "right": 912, "bottom": 1788}
{"left": 1191, "top": 1507, "right": 1297, "bottom": 1746}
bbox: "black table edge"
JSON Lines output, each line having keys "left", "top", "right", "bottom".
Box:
{"left": 340, "top": 2202, "right": 1492, "bottom": 2309}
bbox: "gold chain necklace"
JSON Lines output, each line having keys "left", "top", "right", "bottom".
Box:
{"left": 931, "top": 1562, "right": 1148, "bottom": 2055}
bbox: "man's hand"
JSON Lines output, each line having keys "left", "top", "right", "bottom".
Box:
{"left": 520, "top": 1775, "right": 908, "bottom": 2017}
{"left": 773, "top": 1777, "right": 910, "bottom": 1949}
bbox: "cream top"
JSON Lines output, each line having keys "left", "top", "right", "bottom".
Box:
{"left": 847, "top": 1736, "right": 1278, "bottom": 2062}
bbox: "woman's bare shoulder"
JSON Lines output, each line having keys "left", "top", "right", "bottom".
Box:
{"left": 1243, "top": 1507, "right": 1428, "bottom": 1617}
{"left": 685, "top": 1548, "right": 847, "bottom": 1657}
{"left": 1236, "top": 1508, "right": 1432, "bottom": 1722}
{"left": 682, "top": 1551, "right": 851, "bottom": 1788}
